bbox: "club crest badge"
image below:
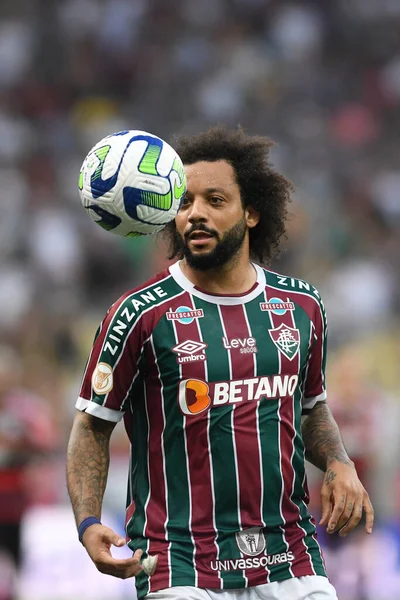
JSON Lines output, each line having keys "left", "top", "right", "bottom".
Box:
{"left": 235, "top": 527, "right": 266, "bottom": 557}
{"left": 269, "top": 324, "right": 300, "bottom": 361}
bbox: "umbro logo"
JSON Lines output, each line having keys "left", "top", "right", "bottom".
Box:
{"left": 172, "top": 340, "right": 207, "bottom": 364}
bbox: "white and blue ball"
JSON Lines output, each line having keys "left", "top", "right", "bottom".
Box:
{"left": 78, "top": 130, "right": 186, "bottom": 236}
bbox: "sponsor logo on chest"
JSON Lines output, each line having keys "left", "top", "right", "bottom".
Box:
{"left": 259, "top": 297, "right": 295, "bottom": 316}
{"left": 172, "top": 340, "right": 207, "bottom": 364}
{"left": 222, "top": 336, "right": 257, "bottom": 354}
{"left": 166, "top": 305, "right": 204, "bottom": 325}
{"left": 178, "top": 374, "right": 299, "bottom": 415}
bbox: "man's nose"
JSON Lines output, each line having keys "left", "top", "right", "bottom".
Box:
{"left": 187, "top": 197, "right": 208, "bottom": 222}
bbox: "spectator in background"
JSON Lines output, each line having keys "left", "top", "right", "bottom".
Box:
{"left": 0, "top": 346, "right": 58, "bottom": 600}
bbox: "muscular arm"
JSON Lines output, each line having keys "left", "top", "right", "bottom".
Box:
{"left": 66, "top": 410, "right": 146, "bottom": 578}
{"left": 302, "top": 401, "right": 374, "bottom": 536}
{"left": 302, "top": 401, "right": 353, "bottom": 473}
{"left": 66, "top": 410, "right": 117, "bottom": 525}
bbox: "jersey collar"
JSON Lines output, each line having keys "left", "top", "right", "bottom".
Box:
{"left": 169, "top": 261, "right": 266, "bottom": 305}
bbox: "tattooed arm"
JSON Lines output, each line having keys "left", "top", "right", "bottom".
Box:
{"left": 302, "top": 401, "right": 353, "bottom": 471}
{"left": 66, "top": 410, "right": 115, "bottom": 524}
{"left": 66, "top": 410, "right": 143, "bottom": 579}
{"left": 302, "top": 402, "right": 374, "bottom": 537}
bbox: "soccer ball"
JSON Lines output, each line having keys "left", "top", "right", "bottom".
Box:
{"left": 78, "top": 130, "right": 186, "bottom": 236}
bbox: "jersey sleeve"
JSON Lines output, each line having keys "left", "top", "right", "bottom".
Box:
{"left": 302, "top": 295, "right": 328, "bottom": 412}
{"left": 76, "top": 294, "right": 145, "bottom": 422}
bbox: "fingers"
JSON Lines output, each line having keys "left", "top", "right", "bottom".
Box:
{"left": 363, "top": 493, "right": 374, "bottom": 534}
{"left": 338, "top": 500, "right": 362, "bottom": 537}
{"left": 319, "top": 488, "right": 332, "bottom": 526}
{"left": 83, "top": 524, "right": 125, "bottom": 549}
{"left": 108, "top": 531, "right": 126, "bottom": 547}
{"left": 327, "top": 488, "right": 359, "bottom": 533}
{"left": 326, "top": 489, "right": 374, "bottom": 537}
{"left": 336, "top": 496, "right": 360, "bottom": 533}
{"left": 95, "top": 548, "right": 143, "bottom": 579}
{"left": 326, "top": 491, "right": 347, "bottom": 533}
{"left": 319, "top": 463, "right": 375, "bottom": 537}
{"left": 84, "top": 525, "right": 144, "bottom": 579}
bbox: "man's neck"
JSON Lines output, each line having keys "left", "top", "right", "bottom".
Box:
{"left": 180, "top": 258, "right": 257, "bottom": 295}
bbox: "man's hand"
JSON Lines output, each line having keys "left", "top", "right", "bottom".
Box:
{"left": 302, "top": 402, "right": 374, "bottom": 537}
{"left": 320, "top": 460, "right": 374, "bottom": 537}
{"left": 82, "top": 523, "right": 143, "bottom": 579}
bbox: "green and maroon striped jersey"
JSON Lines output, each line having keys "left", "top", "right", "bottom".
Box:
{"left": 77, "top": 261, "right": 328, "bottom": 598}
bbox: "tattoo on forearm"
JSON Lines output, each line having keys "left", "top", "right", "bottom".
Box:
{"left": 302, "top": 402, "right": 353, "bottom": 472}
{"left": 66, "top": 413, "right": 114, "bottom": 525}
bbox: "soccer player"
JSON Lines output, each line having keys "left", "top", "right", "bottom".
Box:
{"left": 66, "top": 127, "right": 374, "bottom": 600}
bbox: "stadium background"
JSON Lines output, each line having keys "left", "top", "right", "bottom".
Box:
{"left": 0, "top": 1, "right": 399, "bottom": 599}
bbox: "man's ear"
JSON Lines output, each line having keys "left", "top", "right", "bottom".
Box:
{"left": 245, "top": 205, "right": 260, "bottom": 229}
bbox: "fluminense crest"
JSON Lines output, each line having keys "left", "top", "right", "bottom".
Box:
{"left": 269, "top": 324, "right": 300, "bottom": 361}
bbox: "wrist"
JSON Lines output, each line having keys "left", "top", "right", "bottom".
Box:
{"left": 78, "top": 516, "right": 102, "bottom": 544}
{"left": 326, "top": 456, "right": 354, "bottom": 469}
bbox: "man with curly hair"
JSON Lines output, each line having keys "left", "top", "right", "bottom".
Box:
{"left": 67, "top": 126, "right": 373, "bottom": 600}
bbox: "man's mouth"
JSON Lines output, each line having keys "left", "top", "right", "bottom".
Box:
{"left": 189, "top": 231, "right": 213, "bottom": 240}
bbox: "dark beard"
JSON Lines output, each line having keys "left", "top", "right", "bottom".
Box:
{"left": 174, "top": 216, "right": 247, "bottom": 271}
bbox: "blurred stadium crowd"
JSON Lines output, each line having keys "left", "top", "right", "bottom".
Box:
{"left": 0, "top": 1, "right": 400, "bottom": 599}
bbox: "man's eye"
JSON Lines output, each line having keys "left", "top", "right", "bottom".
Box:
{"left": 210, "top": 196, "right": 223, "bottom": 203}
